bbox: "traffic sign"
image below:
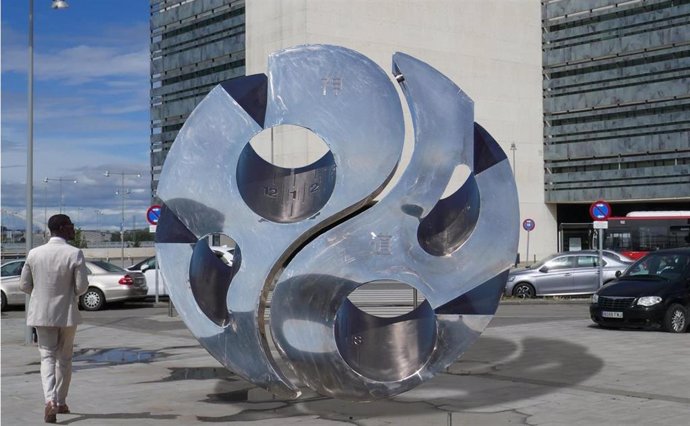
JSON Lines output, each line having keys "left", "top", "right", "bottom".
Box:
{"left": 593, "top": 221, "right": 608, "bottom": 229}
{"left": 146, "top": 205, "right": 162, "bottom": 225}
{"left": 522, "top": 218, "right": 535, "bottom": 232}
{"left": 589, "top": 200, "right": 612, "bottom": 221}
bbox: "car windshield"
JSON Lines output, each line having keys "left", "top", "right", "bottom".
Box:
{"left": 90, "top": 260, "right": 127, "bottom": 273}
{"left": 623, "top": 253, "right": 690, "bottom": 280}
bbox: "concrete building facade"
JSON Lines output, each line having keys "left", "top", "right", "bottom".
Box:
{"left": 245, "top": 0, "right": 553, "bottom": 262}
{"left": 150, "top": 0, "right": 690, "bottom": 263}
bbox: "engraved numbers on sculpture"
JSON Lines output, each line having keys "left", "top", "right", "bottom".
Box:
{"left": 321, "top": 77, "right": 343, "bottom": 96}
{"left": 372, "top": 234, "right": 393, "bottom": 255}
{"left": 238, "top": 125, "right": 336, "bottom": 223}
{"left": 264, "top": 186, "right": 278, "bottom": 198}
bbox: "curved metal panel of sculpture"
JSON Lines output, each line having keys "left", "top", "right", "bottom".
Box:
{"left": 155, "top": 44, "right": 519, "bottom": 401}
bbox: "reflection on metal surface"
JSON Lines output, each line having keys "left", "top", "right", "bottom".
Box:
{"left": 156, "top": 45, "right": 518, "bottom": 401}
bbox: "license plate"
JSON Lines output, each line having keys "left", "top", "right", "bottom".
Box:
{"left": 602, "top": 311, "right": 623, "bottom": 319}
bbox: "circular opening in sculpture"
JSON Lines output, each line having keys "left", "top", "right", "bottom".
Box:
{"left": 418, "top": 173, "right": 480, "bottom": 256}
{"left": 440, "top": 164, "right": 471, "bottom": 199}
{"left": 346, "top": 280, "right": 425, "bottom": 318}
{"left": 249, "top": 124, "right": 330, "bottom": 168}
{"left": 334, "top": 281, "right": 436, "bottom": 382}
{"left": 188, "top": 233, "right": 241, "bottom": 327}
{"left": 237, "top": 125, "right": 336, "bottom": 223}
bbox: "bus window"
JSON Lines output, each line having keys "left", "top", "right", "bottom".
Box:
{"left": 669, "top": 226, "right": 690, "bottom": 247}
{"left": 605, "top": 231, "right": 632, "bottom": 251}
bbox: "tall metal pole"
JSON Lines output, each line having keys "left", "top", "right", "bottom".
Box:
{"left": 121, "top": 173, "right": 125, "bottom": 267}
{"left": 25, "top": 0, "right": 70, "bottom": 345}
{"left": 44, "top": 177, "right": 77, "bottom": 214}
{"left": 59, "top": 178, "right": 63, "bottom": 213}
{"left": 43, "top": 183, "right": 48, "bottom": 240}
{"left": 25, "top": 0, "right": 35, "bottom": 345}
{"left": 598, "top": 228, "right": 604, "bottom": 289}
{"left": 105, "top": 170, "right": 139, "bottom": 266}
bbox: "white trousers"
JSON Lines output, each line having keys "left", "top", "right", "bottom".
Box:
{"left": 36, "top": 326, "right": 77, "bottom": 405}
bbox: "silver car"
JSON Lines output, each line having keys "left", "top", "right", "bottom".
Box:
{"left": 0, "top": 259, "right": 147, "bottom": 311}
{"left": 505, "top": 250, "right": 633, "bottom": 298}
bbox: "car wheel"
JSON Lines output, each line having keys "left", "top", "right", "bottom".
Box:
{"left": 512, "top": 283, "right": 535, "bottom": 298}
{"left": 80, "top": 288, "right": 105, "bottom": 311}
{"left": 1, "top": 291, "right": 6, "bottom": 311}
{"left": 663, "top": 304, "right": 687, "bottom": 333}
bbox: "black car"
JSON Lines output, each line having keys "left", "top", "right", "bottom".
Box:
{"left": 590, "top": 248, "right": 690, "bottom": 333}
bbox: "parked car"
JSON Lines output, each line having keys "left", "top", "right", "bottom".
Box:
{"left": 210, "top": 245, "right": 235, "bottom": 266}
{"left": 127, "top": 245, "right": 235, "bottom": 298}
{"left": 81, "top": 260, "right": 148, "bottom": 311}
{"left": 590, "top": 248, "right": 690, "bottom": 333}
{"left": 1, "top": 259, "right": 26, "bottom": 311}
{"left": 1, "top": 259, "right": 25, "bottom": 278}
{"left": 505, "top": 250, "right": 633, "bottom": 298}
{"left": 0, "top": 259, "right": 147, "bottom": 312}
{"left": 127, "top": 256, "right": 167, "bottom": 297}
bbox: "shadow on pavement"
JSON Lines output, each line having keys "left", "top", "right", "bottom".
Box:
{"left": 188, "top": 335, "right": 603, "bottom": 422}
{"left": 60, "top": 412, "right": 178, "bottom": 424}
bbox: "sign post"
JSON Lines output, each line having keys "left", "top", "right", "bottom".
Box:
{"left": 146, "top": 205, "right": 162, "bottom": 302}
{"left": 522, "top": 219, "right": 535, "bottom": 264}
{"left": 146, "top": 205, "right": 161, "bottom": 228}
{"left": 590, "top": 200, "right": 612, "bottom": 288}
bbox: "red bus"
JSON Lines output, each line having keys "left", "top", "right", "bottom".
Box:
{"left": 559, "top": 212, "right": 690, "bottom": 259}
{"left": 602, "top": 212, "right": 690, "bottom": 260}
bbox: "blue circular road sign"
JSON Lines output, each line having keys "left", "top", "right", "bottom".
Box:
{"left": 522, "top": 218, "right": 535, "bottom": 232}
{"left": 589, "top": 200, "right": 611, "bottom": 221}
{"left": 146, "top": 205, "right": 162, "bottom": 225}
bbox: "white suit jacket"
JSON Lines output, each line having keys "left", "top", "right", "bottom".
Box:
{"left": 20, "top": 237, "right": 89, "bottom": 327}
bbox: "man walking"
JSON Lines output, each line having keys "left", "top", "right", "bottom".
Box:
{"left": 20, "top": 214, "right": 89, "bottom": 423}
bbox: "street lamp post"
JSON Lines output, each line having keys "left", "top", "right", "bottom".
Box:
{"left": 510, "top": 143, "right": 517, "bottom": 176}
{"left": 25, "top": 0, "right": 70, "bottom": 345}
{"left": 43, "top": 182, "right": 48, "bottom": 240}
{"left": 94, "top": 209, "right": 102, "bottom": 231}
{"left": 43, "top": 177, "right": 77, "bottom": 214}
{"left": 74, "top": 207, "right": 83, "bottom": 224}
{"left": 105, "top": 171, "right": 141, "bottom": 267}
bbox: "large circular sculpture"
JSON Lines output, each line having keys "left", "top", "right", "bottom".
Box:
{"left": 155, "top": 44, "right": 519, "bottom": 401}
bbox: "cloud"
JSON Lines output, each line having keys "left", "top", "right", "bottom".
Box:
{"left": 0, "top": 135, "right": 22, "bottom": 151}
{"left": 1, "top": 9, "right": 153, "bottom": 232}
{"left": 3, "top": 45, "right": 149, "bottom": 85}
{"left": 1, "top": 159, "right": 151, "bottom": 231}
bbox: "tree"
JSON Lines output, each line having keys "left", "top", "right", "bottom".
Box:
{"left": 70, "top": 228, "right": 88, "bottom": 248}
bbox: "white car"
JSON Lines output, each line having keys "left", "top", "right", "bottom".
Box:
{"left": 127, "top": 256, "right": 167, "bottom": 297}
{"left": 210, "top": 245, "right": 235, "bottom": 266}
{"left": 127, "top": 245, "right": 235, "bottom": 298}
{"left": 1, "top": 259, "right": 26, "bottom": 311}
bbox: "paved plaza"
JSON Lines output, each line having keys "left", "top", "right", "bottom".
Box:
{"left": 2, "top": 302, "right": 689, "bottom": 425}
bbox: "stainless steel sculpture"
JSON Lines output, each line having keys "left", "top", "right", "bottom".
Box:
{"left": 155, "top": 44, "right": 519, "bottom": 401}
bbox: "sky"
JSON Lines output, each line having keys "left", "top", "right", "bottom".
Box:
{"left": 1, "top": 0, "right": 151, "bottom": 233}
